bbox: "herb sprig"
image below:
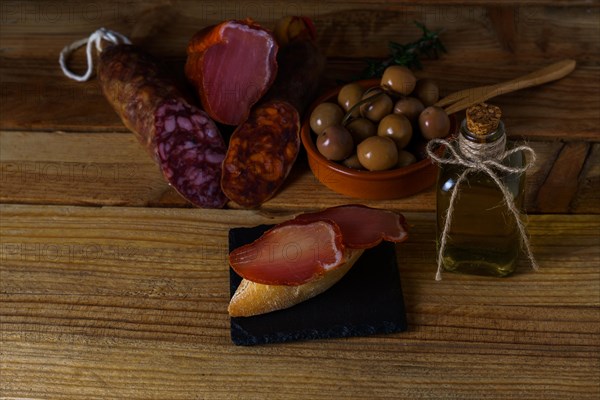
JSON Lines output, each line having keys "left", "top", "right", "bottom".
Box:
{"left": 361, "top": 21, "right": 446, "bottom": 79}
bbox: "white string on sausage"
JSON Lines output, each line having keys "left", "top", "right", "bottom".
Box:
{"left": 59, "top": 28, "right": 131, "bottom": 82}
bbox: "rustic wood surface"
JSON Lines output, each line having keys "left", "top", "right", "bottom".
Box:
{"left": 1, "top": 1, "right": 599, "bottom": 213}
{"left": 0, "top": 130, "right": 571, "bottom": 213}
{"left": 1, "top": 1, "right": 599, "bottom": 399}
{"left": 1, "top": 205, "right": 599, "bottom": 399}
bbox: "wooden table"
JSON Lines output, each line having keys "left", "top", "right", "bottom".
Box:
{"left": 1, "top": 1, "right": 599, "bottom": 398}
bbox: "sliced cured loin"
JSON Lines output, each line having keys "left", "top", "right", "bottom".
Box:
{"left": 229, "top": 220, "right": 345, "bottom": 286}
{"left": 294, "top": 205, "right": 409, "bottom": 248}
{"left": 185, "top": 19, "right": 278, "bottom": 125}
{"left": 98, "top": 45, "right": 227, "bottom": 208}
{"left": 229, "top": 205, "right": 409, "bottom": 286}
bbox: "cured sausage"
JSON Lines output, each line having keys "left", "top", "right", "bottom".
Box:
{"left": 221, "top": 19, "right": 326, "bottom": 208}
{"left": 185, "top": 19, "right": 278, "bottom": 125}
{"left": 98, "top": 45, "right": 228, "bottom": 208}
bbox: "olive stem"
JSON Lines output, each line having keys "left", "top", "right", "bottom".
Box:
{"left": 342, "top": 88, "right": 384, "bottom": 126}
{"left": 342, "top": 85, "right": 404, "bottom": 127}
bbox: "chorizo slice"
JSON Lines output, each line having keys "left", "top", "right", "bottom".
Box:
{"left": 221, "top": 100, "right": 300, "bottom": 208}
{"left": 98, "top": 44, "right": 228, "bottom": 208}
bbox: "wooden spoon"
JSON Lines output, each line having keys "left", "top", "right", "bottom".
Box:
{"left": 436, "top": 59, "right": 576, "bottom": 115}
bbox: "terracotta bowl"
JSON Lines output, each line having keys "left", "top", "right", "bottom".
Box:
{"left": 300, "top": 79, "right": 457, "bottom": 200}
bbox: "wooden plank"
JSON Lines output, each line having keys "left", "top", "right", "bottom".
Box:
{"left": 488, "top": 6, "right": 518, "bottom": 53}
{"left": 1, "top": 60, "right": 598, "bottom": 141}
{"left": 1, "top": 3, "right": 599, "bottom": 140}
{"left": 0, "top": 131, "right": 175, "bottom": 207}
{"left": 573, "top": 143, "right": 600, "bottom": 213}
{"left": 534, "top": 142, "right": 590, "bottom": 213}
{"left": 1, "top": 2, "right": 598, "bottom": 61}
{"left": 2, "top": 130, "right": 589, "bottom": 213}
{"left": 0, "top": 205, "right": 598, "bottom": 399}
{"left": 0, "top": 130, "right": 432, "bottom": 210}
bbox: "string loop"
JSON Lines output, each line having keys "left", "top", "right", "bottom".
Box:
{"left": 59, "top": 27, "right": 131, "bottom": 82}
{"left": 426, "top": 137, "right": 538, "bottom": 281}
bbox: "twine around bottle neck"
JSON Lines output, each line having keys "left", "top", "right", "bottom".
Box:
{"left": 458, "top": 129, "right": 506, "bottom": 161}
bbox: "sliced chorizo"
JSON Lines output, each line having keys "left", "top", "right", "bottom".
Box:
{"left": 221, "top": 100, "right": 300, "bottom": 207}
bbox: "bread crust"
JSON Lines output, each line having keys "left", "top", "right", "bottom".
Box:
{"left": 228, "top": 248, "right": 364, "bottom": 317}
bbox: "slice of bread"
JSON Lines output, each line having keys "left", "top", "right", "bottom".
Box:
{"left": 228, "top": 248, "right": 364, "bottom": 317}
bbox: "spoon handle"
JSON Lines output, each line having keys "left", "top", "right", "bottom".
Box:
{"left": 440, "top": 59, "right": 576, "bottom": 115}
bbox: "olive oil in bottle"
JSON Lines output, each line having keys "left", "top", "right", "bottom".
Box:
{"left": 436, "top": 104, "right": 525, "bottom": 277}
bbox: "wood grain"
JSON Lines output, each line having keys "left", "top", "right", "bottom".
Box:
{"left": 1, "top": 2, "right": 598, "bottom": 61}
{"left": 2, "top": 131, "right": 594, "bottom": 213}
{"left": 1, "top": 2, "right": 599, "bottom": 398}
{"left": 0, "top": 0, "right": 598, "bottom": 215}
{"left": 1, "top": 2, "right": 599, "bottom": 140}
{"left": 573, "top": 143, "right": 600, "bottom": 213}
{"left": 2, "top": 60, "right": 598, "bottom": 142}
{"left": 534, "top": 142, "right": 590, "bottom": 213}
{"left": 1, "top": 205, "right": 598, "bottom": 399}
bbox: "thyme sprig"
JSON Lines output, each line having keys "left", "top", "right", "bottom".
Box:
{"left": 361, "top": 21, "right": 446, "bottom": 79}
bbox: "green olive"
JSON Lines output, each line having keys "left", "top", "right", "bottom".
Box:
{"left": 346, "top": 118, "right": 376, "bottom": 143}
{"left": 342, "top": 153, "right": 364, "bottom": 170}
{"left": 337, "top": 83, "right": 364, "bottom": 117}
{"left": 396, "top": 150, "right": 417, "bottom": 168}
{"left": 360, "top": 90, "right": 393, "bottom": 122}
{"left": 357, "top": 136, "right": 398, "bottom": 171}
{"left": 415, "top": 79, "right": 439, "bottom": 106}
{"left": 419, "top": 106, "right": 451, "bottom": 139}
{"left": 377, "top": 114, "right": 413, "bottom": 150}
{"left": 381, "top": 65, "right": 417, "bottom": 95}
{"left": 310, "top": 102, "right": 344, "bottom": 135}
{"left": 393, "top": 97, "right": 425, "bottom": 124}
{"left": 316, "top": 125, "right": 354, "bottom": 161}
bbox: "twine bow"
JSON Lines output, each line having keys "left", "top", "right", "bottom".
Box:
{"left": 59, "top": 28, "right": 131, "bottom": 82}
{"left": 426, "top": 137, "right": 538, "bottom": 281}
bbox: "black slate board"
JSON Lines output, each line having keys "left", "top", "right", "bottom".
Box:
{"left": 229, "top": 224, "right": 408, "bottom": 346}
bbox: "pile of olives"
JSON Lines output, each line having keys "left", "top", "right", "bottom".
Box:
{"left": 309, "top": 65, "right": 451, "bottom": 172}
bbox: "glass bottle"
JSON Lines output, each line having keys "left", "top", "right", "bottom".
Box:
{"left": 436, "top": 104, "right": 525, "bottom": 277}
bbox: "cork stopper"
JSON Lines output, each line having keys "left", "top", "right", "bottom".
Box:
{"left": 466, "top": 103, "right": 502, "bottom": 135}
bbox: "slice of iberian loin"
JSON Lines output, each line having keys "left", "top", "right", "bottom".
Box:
{"left": 228, "top": 220, "right": 345, "bottom": 286}
{"left": 293, "top": 204, "right": 409, "bottom": 248}
{"left": 185, "top": 19, "right": 279, "bottom": 126}
{"left": 228, "top": 205, "right": 409, "bottom": 317}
